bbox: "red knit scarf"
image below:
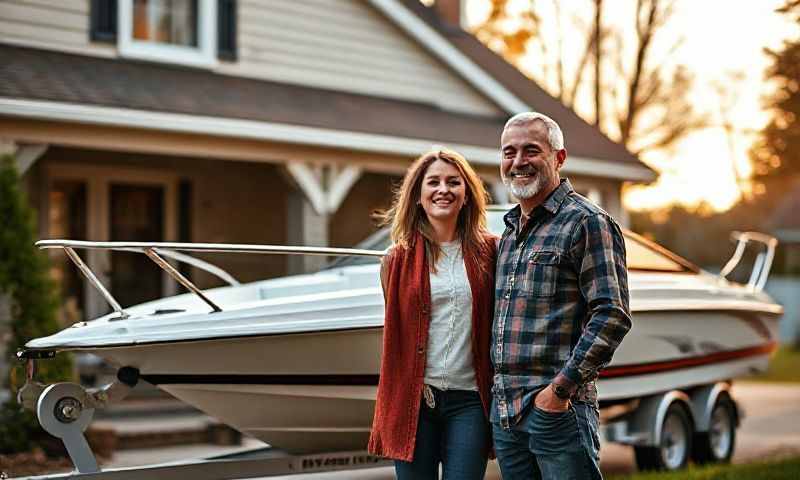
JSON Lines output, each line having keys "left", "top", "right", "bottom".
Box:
{"left": 368, "top": 232, "right": 496, "bottom": 461}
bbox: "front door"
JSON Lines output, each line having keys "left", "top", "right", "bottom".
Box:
{"left": 110, "top": 184, "right": 165, "bottom": 308}
{"left": 45, "top": 163, "right": 178, "bottom": 320}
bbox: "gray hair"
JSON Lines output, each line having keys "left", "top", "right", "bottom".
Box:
{"left": 503, "top": 112, "right": 565, "bottom": 151}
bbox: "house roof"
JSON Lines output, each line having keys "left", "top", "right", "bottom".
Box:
{"left": 0, "top": 0, "right": 653, "bottom": 179}
{"left": 0, "top": 44, "right": 503, "bottom": 149}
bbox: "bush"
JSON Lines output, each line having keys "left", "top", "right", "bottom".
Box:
{"left": 0, "top": 154, "right": 72, "bottom": 454}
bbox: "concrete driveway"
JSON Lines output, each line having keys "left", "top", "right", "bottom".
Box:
{"left": 105, "top": 381, "right": 800, "bottom": 479}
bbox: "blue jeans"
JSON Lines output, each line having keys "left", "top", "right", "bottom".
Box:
{"left": 493, "top": 402, "right": 603, "bottom": 480}
{"left": 395, "top": 388, "right": 489, "bottom": 480}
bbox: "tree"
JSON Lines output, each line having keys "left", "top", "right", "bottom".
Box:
{"left": 0, "top": 154, "right": 72, "bottom": 454}
{"left": 751, "top": 0, "right": 800, "bottom": 186}
{"left": 471, "top": 0, "right": 708, "bottom": 158}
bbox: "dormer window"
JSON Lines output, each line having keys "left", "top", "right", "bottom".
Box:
{"left": 132, "top": 0, "right": 198, "bottom": 47}
{"left": 118, "top": 0, "right": 218, "bottom": 67}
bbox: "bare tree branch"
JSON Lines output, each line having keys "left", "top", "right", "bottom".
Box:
{"left": 471, "top": 0, "right": 704, "bottom": 166}
{"left": 594, "top": 0, "right": 603, "bottom": 127}
{"left": 553, "top": 0, "right": 566, "bottom": 100}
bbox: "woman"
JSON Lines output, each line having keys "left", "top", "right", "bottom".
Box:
{"left": 368, "top": 148, "right": 496, "bottom": 480}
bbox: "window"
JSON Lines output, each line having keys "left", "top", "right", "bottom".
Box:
{"left": 132, "top": 0, "right": 198, "bottom": 46}
{"left": 118, "top": 0, "right": 217, "bottom": 67}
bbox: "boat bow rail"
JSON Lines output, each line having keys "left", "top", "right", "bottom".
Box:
{"left": 718, "top": 231, "right": 778, "bottom": 292}
{"left": 36, "top": 239, "right": 386, "bottom": 320}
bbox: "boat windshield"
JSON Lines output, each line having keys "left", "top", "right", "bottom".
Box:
{"left": 326, "top": 209, "right": 696, "bottom": 273}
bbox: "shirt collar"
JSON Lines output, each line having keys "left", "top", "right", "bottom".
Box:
{"left": 503, "top": 178, "right": 574, "bottom": 228}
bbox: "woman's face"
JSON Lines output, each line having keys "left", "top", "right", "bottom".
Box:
{"left": 419, "top": 159, "right": 467, "bottom": 223}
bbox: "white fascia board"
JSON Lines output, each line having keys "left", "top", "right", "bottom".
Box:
{"left": 567, "top": 155, "right": 656, "bottom": 182}
{"left": 0, "top": 97, "right": 656, "bottom": 182}
{"left": 368, "top": 0, "right": 529, "bottom": 115}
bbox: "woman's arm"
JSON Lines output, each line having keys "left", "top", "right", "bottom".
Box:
{"left": 379, "top": 257, "right": 389, "bottom": 297}
{"left": 379, "top": 247, "right": 394, "bottom": 298}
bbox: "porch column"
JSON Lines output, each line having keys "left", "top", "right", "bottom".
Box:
{"left": 285, "top": 162, "right": 362, "bottom": 273}
{"left": 586, "top": 187, "right": 603, "bottom": 206}
{"left": 611, "top": 188, "right": 630, "bottom": 228}
{"left": 489, "top": 178, "right": 508, "bottom": 205}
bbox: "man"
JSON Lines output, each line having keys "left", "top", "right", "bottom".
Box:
{"left": 491, "top": 112, "right": 632, "bottom": 479}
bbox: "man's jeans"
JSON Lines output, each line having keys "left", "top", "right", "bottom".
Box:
{"left": 395, "top": 388, "right": 489, "bottom": 480}
{"left": 493, "top": 402, "right": 603, "bottom": 480}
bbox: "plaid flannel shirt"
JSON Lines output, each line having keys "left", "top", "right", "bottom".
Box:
{"left": 491, "top": 179, "right": 631, "bottom": 428}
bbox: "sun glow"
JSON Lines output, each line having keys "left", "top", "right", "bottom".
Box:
{"left": 465, "top": 0, "right": 797, "bottom": 212}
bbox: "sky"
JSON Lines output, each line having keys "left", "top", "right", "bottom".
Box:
{"left": 464, "top": 0, "right": 798, "bottom": 212}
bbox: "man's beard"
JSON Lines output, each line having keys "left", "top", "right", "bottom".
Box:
{"left": 502, "top": 170, "right": 544, "bottom": 199}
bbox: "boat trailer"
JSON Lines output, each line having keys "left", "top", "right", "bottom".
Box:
{"left": 11, "top": 355, "right": 391, "bottom": 479}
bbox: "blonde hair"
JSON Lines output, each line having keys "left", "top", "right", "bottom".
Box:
{"left": 378, "top": 148, "right": 491, "bottom": 271}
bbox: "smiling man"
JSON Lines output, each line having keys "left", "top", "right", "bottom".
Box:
{"left": 491, "top": 112, "right": 632, "bottom": 480}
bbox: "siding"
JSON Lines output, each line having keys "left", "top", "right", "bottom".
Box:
{"left": 0, "top": 0, "right": 114, "bottom": 56}
{"left": 766, "top": 276, "right": 800, "bottom": 344}
{"left": 212, "top": 0, "right": 503, "bottom": 116}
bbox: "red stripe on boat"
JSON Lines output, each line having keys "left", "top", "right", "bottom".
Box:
{"left": 600, "top": 342, "right": 778, "bottom": 379}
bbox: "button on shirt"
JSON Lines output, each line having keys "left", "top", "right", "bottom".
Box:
{"left": 424, "top": 240, "right": 477, "bottom": 391}
{"left": 492, "top": 179, "right": 631, "bottom": 428}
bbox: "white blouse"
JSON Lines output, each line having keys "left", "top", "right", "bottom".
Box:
{"left": 424, "top": 240, "right": 477, "bottom": 391}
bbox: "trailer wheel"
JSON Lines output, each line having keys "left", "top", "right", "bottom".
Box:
{"left": 692, "top": 394, "right": 736, "bottom": 464}
{"left": 634, "top": 403, "right": 692, "bottom": 471}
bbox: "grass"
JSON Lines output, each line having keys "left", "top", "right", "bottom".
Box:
{"left": 749, "top": 346, "right": 800, "bottom": 383}
{"left": 608, "top": 456, "right": 800, "bottom": 480}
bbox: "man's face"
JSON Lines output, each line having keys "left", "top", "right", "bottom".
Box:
{"left": 500, "top": 120, "right": 564, "bottom": 201}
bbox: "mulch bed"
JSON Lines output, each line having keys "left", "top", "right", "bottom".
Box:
{"left": 0, "top": 449, "right": 75, "bottom": 477}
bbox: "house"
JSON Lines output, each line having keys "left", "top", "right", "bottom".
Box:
{"left": 0, "top": 0, "right": 655, "bottom": 324}
{"left": 767, "top": 180, "right": 800, "bottom": 345}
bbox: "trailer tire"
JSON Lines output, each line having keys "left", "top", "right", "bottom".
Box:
{"left": 692, "top": 394, "right": 736, "bottom": 464}
{"left": 634, "top": 403, "right": 693, "bottom": 471}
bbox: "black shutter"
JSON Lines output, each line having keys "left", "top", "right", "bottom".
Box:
{"left": 90, "top": 0, "right": 118, "bottom": 43}
{"left": 218, "top": 0, "right": 237, "bottom": 60}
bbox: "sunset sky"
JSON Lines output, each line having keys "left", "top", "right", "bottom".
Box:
{"left": 464, "top": 0, "right": 797, "bottom": 212}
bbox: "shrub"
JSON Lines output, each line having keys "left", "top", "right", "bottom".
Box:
{"left": 0, "top": 154, "right": 72, "bottom": 454}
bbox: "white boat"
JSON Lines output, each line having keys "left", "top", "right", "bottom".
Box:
{"left": 22, "top": 209, "right": 783, "bottom": 455}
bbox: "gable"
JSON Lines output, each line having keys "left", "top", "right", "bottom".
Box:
{"left": 217, "top": 0, "right": 503, "bottom": 117}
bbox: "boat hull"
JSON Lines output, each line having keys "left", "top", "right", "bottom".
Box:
{"left": 82, "top": 309, "right": 779, "bottom": 454}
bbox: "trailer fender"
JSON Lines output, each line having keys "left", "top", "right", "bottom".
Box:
{"left": 689, "top": 382, "right": 739, "bottom": 433}
{"left": 604, "top": 390, "right": 693, "bottom": 447}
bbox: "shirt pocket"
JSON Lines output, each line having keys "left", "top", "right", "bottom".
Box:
{"left": 522, "top": 250, "right": 560, "bottom": 297}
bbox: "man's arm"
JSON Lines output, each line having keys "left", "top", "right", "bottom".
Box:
{"left": 553, "top": 213, "right": 632, "bottom": 395}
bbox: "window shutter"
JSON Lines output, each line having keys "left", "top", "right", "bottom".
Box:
{"left": 217, "top": 0, "right": 237, "bottom": 60}
{"left": 90, "top": 0, "right": 118, "bottom": 43}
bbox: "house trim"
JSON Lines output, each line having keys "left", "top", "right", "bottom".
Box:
{"left": 0, "top": 97, "right": 656, "bottom": 182}
{"left": 369, "top": 0, "right": 529, "bottom": 114}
